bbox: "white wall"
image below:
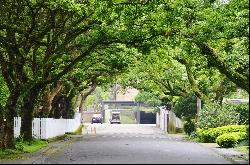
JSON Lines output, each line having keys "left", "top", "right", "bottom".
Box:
{"left": 156, "top": 112, "right": 160, "bottom": 127}
{"left": 14, "top": 113, "right": 81, "bottom": 139}
{"left": 158, "top": 107, "right": 183, "bottom": 132}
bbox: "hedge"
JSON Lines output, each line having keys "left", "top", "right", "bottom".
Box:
{"left": 216, "top": 132, "right": 247, "bottom": 148}
{"left": 196, "top": 125, "right": 248, "bottom": 143}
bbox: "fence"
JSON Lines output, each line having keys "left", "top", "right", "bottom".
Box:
{"left": 14, "top": 113, "right": 81, "bottom": 139}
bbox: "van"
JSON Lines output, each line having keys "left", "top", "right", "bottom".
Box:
{"left": 110, "top": 112, "right": 121, "bottom": 124}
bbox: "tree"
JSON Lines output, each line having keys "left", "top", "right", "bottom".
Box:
{"left": 118, "top": 0, "right": 249, "bottom": 108}
{"left": 0, "top": 0, "right": 143, "bottom": 147}
{"left": 117, "top": 0, "right": 249, "bottom": 93}
{"left": 172, "top": 93, "right": 197, "bottom": 120}
{"left": 161, "top": 0, "right": 249, "bottom": 92}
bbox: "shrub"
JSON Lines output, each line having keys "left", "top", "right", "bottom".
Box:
{"left": 216, "top": 133, "right": 238, "bottom": 148}
{"left": 196, "top": 125, "right": 248, "bottom": 143}
{"left": 196, "top": 128, "right": 214, "bottom": 143}
{"left": 183, "top": 118, "right": 196, "bottom": 136}
{"left": 210, "top": 125, "right": 247, "bottom": 142}
{"left": 197, "top": 103, "right": 240, "bottom": 129}
{"left": 216, "top": 132, "right": 247, "bottom": 148}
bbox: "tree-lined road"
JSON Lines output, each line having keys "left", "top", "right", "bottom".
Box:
{"left": 38, "top": 124, "right": 231, "bottom": 164}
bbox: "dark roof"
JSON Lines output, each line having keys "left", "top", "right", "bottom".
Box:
{"left": 102, "top": 100, "right": 146, "bottom": 106}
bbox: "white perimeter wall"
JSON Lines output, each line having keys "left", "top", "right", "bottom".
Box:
{"left": 158, "top": 108, "right": 183, "bottom": 132}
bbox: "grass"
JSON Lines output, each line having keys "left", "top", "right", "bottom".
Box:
{"left": 0, "top": 139, "right": 48, "bottom": 160}
{"left": 233, "top": 146, "right": 249, "bottom": 154}
{"left": 0, "top": 149, "right": 23, "bottom": 159}
{"left": 73, "top": 124, "right": 84, "bottom": 135}
{"left": 182, "top": 134, "right": 200, "bottom": 142}
{"left": 120, "top": 114, "right": 136, "bottom": 124}
{"left": 233, "top": 140, "right": 249, "bottom": 154}
{"left": 20, "top": 140, "right": 48, "bottom": 153}
{"left": 65, "top": 124, "right": 85, "bottom": 135}
{"left": 46, "top": 134, "right": 68, "bottom": 143}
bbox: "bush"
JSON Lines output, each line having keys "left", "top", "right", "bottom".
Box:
{"left": 197, "top": 103, "right": 240, "bottom": 129}
{"left": 196, "top": 125, "right": 248, "bottom": 143}
{"left": 183, "top": 119, "right": 196, "bottom": 136}
{"left": 210, "top": 125, "right": 247, "bottom": 142}
{"left": 196, "top": 128, "right": 214, "bottom": 143}
{"left": 216, "top": 133, "right": 238, "bottom": 148}
{"left": 216, "top": 132, "right": 247, "bottom": 148}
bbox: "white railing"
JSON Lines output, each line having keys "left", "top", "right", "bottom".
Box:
{"left": 14, "top": 116, "right": 21, "bottom": 138}
{"left": 14, "top": 113, "right": 81, "bottom": 139}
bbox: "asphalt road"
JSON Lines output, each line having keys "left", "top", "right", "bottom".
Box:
{"left": 42, "top": 124, "right": 232, "bottom": 164}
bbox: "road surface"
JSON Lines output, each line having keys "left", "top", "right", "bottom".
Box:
{"left": 42, "top": 124, "right": 231, "bottom": 164}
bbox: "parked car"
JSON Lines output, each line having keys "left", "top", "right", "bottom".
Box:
{"left": 110, "top": 112, "right": 121, "bottom": 124}
{"left": 91, "top": 114, "right": 103, "bottom": 124}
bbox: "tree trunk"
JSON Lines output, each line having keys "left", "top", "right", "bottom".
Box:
{"left": 79, "top": 93, "right": 85, "bottom": 113}
{"left": 0, "top": 88, "right": 20, "bottom": 149}
{"left": 74, "top": 94, "right": 80, "bottom": 112}
{"left": 79, "top": 83, "right": 97, "bottom": 113}
{"left": 40, "top": 82, "right": 63, "bottom": 117}
{"left": 20, "top": 83, "right": 44, "bottom": 141}
{"left": 65, "top": 90, "right": 76, "bottom": 119}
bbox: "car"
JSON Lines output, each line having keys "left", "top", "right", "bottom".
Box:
{"left": 91, "top": 114, "right": 103, "bottom": 124}
{"left": 110, "top": 112, "right": 121, "bottom": 124}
